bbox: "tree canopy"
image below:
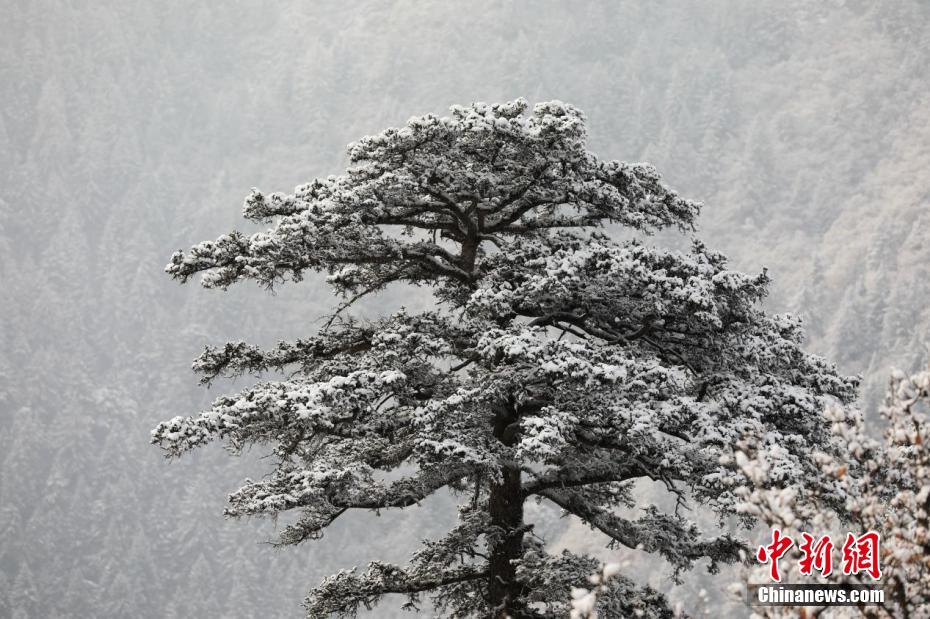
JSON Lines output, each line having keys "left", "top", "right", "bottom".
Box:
{"left": 153, "top": 99, "right": 857, "bottom": 617}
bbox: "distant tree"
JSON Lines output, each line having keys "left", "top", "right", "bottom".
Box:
{"left": 153, "top": 99, "right": 856, "bottom": 618}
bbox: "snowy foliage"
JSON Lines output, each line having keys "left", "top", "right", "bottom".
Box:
{"left": 737, "top": 365, "right": 930, "bottom": 618}
{"left": 154, "top": 100, "right": 856, "bottom": 617}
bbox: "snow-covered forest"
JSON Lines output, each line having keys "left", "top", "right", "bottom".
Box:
{"left": 2, "top": 1, "right": 929, "bottom": 617}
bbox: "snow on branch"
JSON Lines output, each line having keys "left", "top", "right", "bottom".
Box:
{"left": 156, "top": 99, "right": 860, "bottom": 618}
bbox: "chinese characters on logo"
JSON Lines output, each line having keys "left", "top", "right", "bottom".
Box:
{"left": 757, "top": 529, "right": 881, "bottom": 582}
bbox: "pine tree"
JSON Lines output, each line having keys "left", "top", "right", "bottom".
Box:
{"left": 153, "top": 99, "right": 857, "bottom": 617}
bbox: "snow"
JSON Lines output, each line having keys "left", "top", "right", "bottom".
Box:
{"left": 152, "top": 98, "right": 860, "bottom": 618}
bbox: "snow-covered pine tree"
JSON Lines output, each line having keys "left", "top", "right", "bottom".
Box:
{"left": 152, "top": 99, "right": 857, "bottom": 618}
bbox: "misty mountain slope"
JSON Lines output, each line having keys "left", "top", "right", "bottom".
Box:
{"left": 815, "top": 99, "right": 930, "bottom": 400}
{"left": 1, "top": 1, "right": 928, "bottom": 616}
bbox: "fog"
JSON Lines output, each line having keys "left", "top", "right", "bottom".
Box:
{"left": 1, "top": 1, "right": 928, "bottom": 616}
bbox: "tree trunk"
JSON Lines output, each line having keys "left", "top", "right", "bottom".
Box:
{"left": 488, "top": 399, "right": 526, "bottom": 618}
{"left": 488, "top": 465, "right": 525, "bottom": 618}
{"left": 461, "top": 238, "right": 478, "bottom": 273}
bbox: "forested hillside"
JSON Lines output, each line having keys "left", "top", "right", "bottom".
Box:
{"left": 1, "top": 1, "right": 927, "bottom": 616}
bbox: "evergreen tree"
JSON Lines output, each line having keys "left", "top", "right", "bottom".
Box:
{"left": 153, "top": 99, "right": 856, "bottom": 617}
